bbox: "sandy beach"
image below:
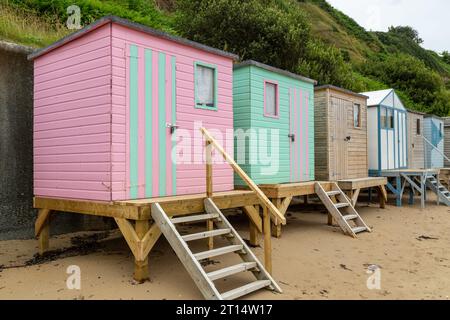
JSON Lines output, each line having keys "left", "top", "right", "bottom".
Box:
{"left": 0, "top": 194, "right": 449, "bottom": 300}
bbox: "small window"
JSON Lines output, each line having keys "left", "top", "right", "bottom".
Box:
{"left": 264, "top": 81, "right": 278, "bottom": 117}
{"left": 353, "top": 104, "right": 361, "bottom": 128}
{"left": 416, "top": 119, "right": 421, "bottom": 135}
{"left": 380, "top": 107, "right": 387, "bottom": 128}
{"left": 195, "top": 62, "right": 217, "bottom": 110}
{"left": 387, "top": 109, "right": 394, "bottom": 129}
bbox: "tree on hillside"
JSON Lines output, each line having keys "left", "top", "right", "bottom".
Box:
{"left": 175, "top": 0, "right": 311, "bottom": 71}
{"left": 388, "top": 26, "right": 423, "bottom": 44}
{"left": 442, "top": 51, "right": 450, "bottom": 65}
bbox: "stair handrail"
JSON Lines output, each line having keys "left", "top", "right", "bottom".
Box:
{"left": 200, "top": 127, "right": 286, "bottom": 225}
{"left": 421, "top": 135, "right": 450, "bottom": 165}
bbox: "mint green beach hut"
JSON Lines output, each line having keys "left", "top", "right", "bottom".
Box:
{"left": 233, "top": 60, "right": 317, "bottom": 185}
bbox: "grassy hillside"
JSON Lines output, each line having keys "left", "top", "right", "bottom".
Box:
{"left": 0, "top": 0, "right": 449, "bottom": 115}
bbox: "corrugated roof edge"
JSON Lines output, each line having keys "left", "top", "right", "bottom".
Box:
{"left": 234, "top": 60, "right": 317, "bottom": 85}
{"left": 28, "top": 15, "right": 239, "bottom": 61}
{"left": 315, "top": 84, "right": 368, "bottom": 99}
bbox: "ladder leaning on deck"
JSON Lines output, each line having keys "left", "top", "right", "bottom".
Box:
{"left": 151, "top": 198, "right": 282, "bottom": 300}
{"left": 315, "top": 182, "right": 371, "bottom": 238}
{"left": 425, "top": 175, "right": 450, "bottom": 206}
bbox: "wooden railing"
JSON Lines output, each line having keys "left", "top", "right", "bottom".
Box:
{"left": 201, "top": 127, "right": 286, "bottom": 224}
{"left": 201, "top": 127, "right": 285, "bottom": 273}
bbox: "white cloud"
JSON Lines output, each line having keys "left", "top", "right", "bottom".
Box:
{"left": 327, "top": 0, "right": 450, "bottom": 52}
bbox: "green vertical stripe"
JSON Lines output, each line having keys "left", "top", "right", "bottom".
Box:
{"left": 129, "top": 45, "right": 139, "bottom": 199}
{"left": 171, "top": 56, "right": 177, "bottom": 195}
{"left": 158, "top": 52, "right": 166, "bottom": 196}
{"left": 145, "top": 49, "right": 153, "bottom": 197}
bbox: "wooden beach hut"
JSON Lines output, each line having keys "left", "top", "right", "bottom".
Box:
{"left": 29, "top": 16, "right": 285, "bottom": 300}
{"left": 232, "top": 60, "right": 316, "bottom": 185}
{"left": 407, "top": 109, "right": 425, "bottom": 169}
{"left": 314, "top": 85, "right": 369, "bottom": 181}
{"left": 362, "top": 89, "right": 408, "bottom": 174}
{"left": 423, "top": 115, "right": 444, "bottom": 169}
{"left": 313, "top": 85, "right": 387, "bottom": 209}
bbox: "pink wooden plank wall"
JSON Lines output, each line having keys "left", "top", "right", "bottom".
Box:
{"left": 33, "top": 24, "right": 112, "bottom": 201}
{"left": 111, "top": 24, "right": 234, "bottom": 200}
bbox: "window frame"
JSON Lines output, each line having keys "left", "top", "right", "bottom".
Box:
{"left": 386, "top": 108, "right": 394, "bottom": 129}
{"left": 416, "top": 118, "right": 421, "bottom": 136}
{"left": 380, "top": 107, "right": 387, "bottom": 129}
{"left": 263, "top": 80, "right": 279, "bottom": 119}
{"left": 353, "top": 103, "right": 361, "bottom": 128}
{"left": 194, "top": 61, "right": 218, "bottom": 111}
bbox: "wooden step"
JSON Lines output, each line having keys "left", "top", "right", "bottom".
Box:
{"left": 334, "top": 203, "right": 349, "bottom": 209}
{"left": 343, "top": 214, "right": 358, "bottom": 221}
{"left": 171, "top": 213, "right": 219, "bottom": 224}
{"left": 207, "top": 262, "right": 257, "bottom": 281}
{"left": 352, "top": 227, "right": 367, "bottom": 234}
{"left": 326, "top": 191, "right": 341, "bottom": 197}
{"left": 194, "top": 245, "right": 244, "bottom": 261}
{"left": 221, "top": 280, "right": 271, "bottom": 300}
{"left": 182, "top": 228, "right": 231, "bottom": 242}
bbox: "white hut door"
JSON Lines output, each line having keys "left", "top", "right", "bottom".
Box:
{"left": 331, "top": 97, "right": 348, "bottom": 180}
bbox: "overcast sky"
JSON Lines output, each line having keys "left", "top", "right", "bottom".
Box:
{"left": 327, "top": 0, "right": 450, "bottom": 53}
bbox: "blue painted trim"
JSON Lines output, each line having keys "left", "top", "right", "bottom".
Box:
{"left": 377, "top": 106, "right": 382, "bottom": 174}
{"left": 395, "top": 109, "right": 398, "bottom": 169}
{"left": 386, "top": 181, "right": 398, "bottom": 195}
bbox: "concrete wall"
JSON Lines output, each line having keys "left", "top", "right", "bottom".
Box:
{"left": 0, "top": 41, "right": 111, "bottom": 240}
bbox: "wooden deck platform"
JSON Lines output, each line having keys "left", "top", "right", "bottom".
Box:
{"left": 257, "top": 181, "right": 333, "bottom": 238}
{"left": 33, "top": 190, "right": 265, "bottom": 282}
{"left": 337, "top": 177, "right": 388, "bottom": 207}
{"left": 370, "top": 169, "right": 440, "bottom": 208}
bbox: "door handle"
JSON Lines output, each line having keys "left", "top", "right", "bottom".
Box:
{"left": 288, "top": 134, "right": 295, "bottom": 142}
{"left": 345, "top": 136, "right": 351, "bottom": 142}
{"left": 166, "top": 123, "right": 179, "bottom": 134}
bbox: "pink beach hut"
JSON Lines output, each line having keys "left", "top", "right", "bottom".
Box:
{"left": 29, "top": 16, "right": 238, "bottom": 201}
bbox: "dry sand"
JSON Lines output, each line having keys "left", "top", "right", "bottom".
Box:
{"left": 0, "top": 193, "right": 449, "bottom": 300}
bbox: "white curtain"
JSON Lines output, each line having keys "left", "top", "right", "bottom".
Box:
{"left": 265, "top": 83, "right": 276, "bottom": 116}
{"left": 197, "top": 65, "right": 214, "bottom": 105}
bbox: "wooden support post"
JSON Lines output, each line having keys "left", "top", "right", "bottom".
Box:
{"left": 249, "top": 221, "right": 260, "bottom": 246}
{"left": 271, "top": 199, "right": 282, "bottom": 238}
{"left": 262, "top": 205, "right": 272, "bottom": 274}
{"left": 379, "top": 185, "right": 387, "bottom": 209}
{"left": 39, "top": 219, "right": 49, "bottom": 255}
{"left": 409, "top": 186, "right": 414, "bottom": 205}
{"left": 36, "top": 209, "right": 51, "bottom": 255}
{"left": 327, "top": 213, "right": 334, "bottom": 226}
{"left": 421, "top": 174, "right": 426, "bottom": 209}
{"left": 205, "top": 139, "right": 214, "bottom": 250}
{"left": 134, "top": 220, "right": 150, "bottom": 282}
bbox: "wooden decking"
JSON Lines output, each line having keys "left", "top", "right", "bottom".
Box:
{"left": 337, "top": 177, "right": 388, "bottom": 207}
{"left": 33, "top": 190, "right": 265, "bottom": 282}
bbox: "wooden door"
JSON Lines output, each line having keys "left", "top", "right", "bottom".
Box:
{"left": 330, "top": 97, "right": 348, "bottom": 180}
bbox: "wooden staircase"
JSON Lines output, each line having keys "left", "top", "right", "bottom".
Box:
{"left": 315, "top": 182, "right": 371, "bottom": 238}
{"left": 151, "top": 198, "right": 282, "bottom": 300}
{"left": 425, "top": 175, "right": 450, "bottom": 206}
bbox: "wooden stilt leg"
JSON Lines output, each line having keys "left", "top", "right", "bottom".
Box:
{"left": 39, "top": 219, "right": 49, "bottom": 255}
{"left": 134, "top": 220, "right": 150, "bottom": 282}
{"left": 206, "top": 220, "right": 214, "bottom": 250}
{"left": 35, "top": 208, "right": 51, "bottom": 255}
{"left": 263, "top": 205, "right": 272, "bottom": 274}
{"left": 327, "top": 213, "right": 334, "bottom": 226}
{"left": 379, "top": 186, "right": 387, "bottom": 209}
{"left": 271, "top": 199, "right": 282, "bottom": 238}
{"left": 249, "top": 221, "right": 259, "bottom": 246}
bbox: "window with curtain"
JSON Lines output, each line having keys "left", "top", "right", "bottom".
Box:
{"left": 353, "top": 103, "right": 361, "bottom": 128}
{"left": 416, "top": 119, "right": 421, "bottom": 135}
{"left": 196, "top": 64, "right": 215, "bottom": 108}
{"left": 264, "top": 82, "right": 278, "bottom": 117}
